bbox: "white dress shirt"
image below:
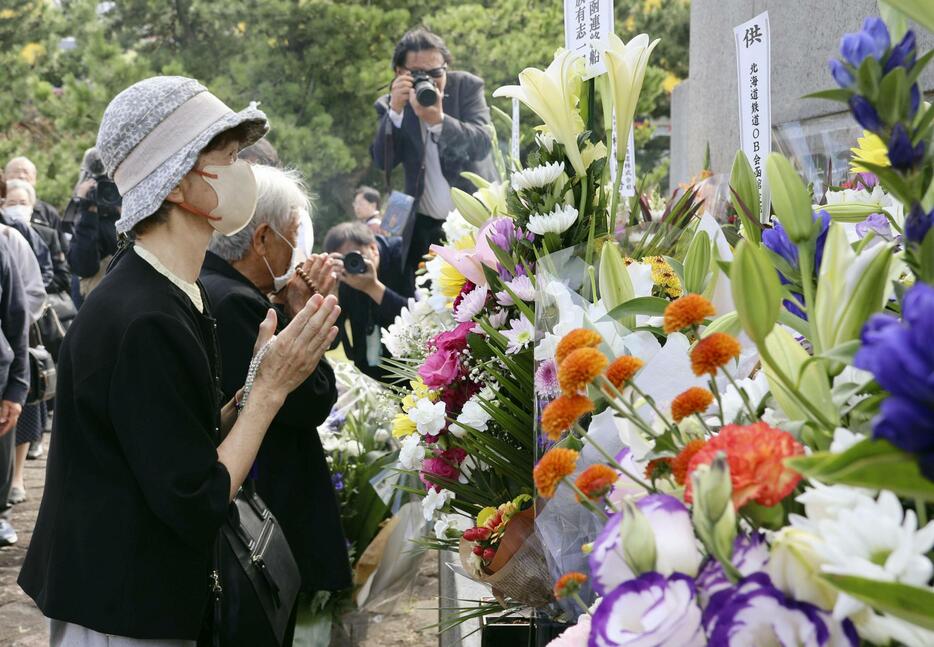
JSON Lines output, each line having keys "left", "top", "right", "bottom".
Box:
{"left": 388, "top": 107, "right": 455, "bottom": 220}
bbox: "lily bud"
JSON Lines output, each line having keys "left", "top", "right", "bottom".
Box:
{"left": 691, "top": 454, "right": 737, "bottom": 563}
{"left": 767, "top": 153, "right": 815, "bottom": 244}
{"left": 599, "top": 241, "right": 636, "bottom": 328}
{"left": 729, "top": 240, "right": 782, "bottom": 346}
{"left": 619, "top": 499, "right": 657, "bottom": 576}
{"left": 451, "top": 187, "right": 491, "bottom": 228}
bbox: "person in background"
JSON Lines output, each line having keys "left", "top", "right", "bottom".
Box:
{"left": 201, "top": 165, "right": 351, "bottom": 643}
{"left": 20, "top": 75, "right": 340, "bottom": 645}
{"left": 0, "top": 235, "right": 30, "bottom": 547}
{"left": 65, "top": 148, "right": 121, "bottom": 307}
{"left": 323, "top": 221, "right": 413, "bottom": 382}
{"left": 239, "top": 137, "right": 281, "bottom": 167}
{"left": 4, "top": 156, "right": 69, "bottom": 241}
{"left": 371, "top": 27, "right": 497, "bottom": 278}
{"left": 352, "top": 185, "right": 383, "bottom": 234}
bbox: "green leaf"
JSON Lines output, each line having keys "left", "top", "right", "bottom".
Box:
{"left": 795, "top": 339, "right": 861, "bottom": 382}
{"left": 601, "top": 296, "right": 671, "bottom": 322}
{"left": 786, "top": 438, "right": 934, "bottom": 501}
{"left": 820, "top": 574, "right": 934, "bottom": 631}
{"left": 907, "top": 49, "right": 934, "bottom": 88}
{"left": 879, "top": 0, "right": 934, "bottom": 33}
{"left": 877, "top": 67, "right": 908, "bottom": 125}
{"left": 856, "top": 55, "right": 882, "bottom": 102}
{"left": 684, "top": 230, "right": 712, "bottom": 294}
{"left": 802, "top": 88, "right": 854, "bottom": 103}
{"left": 767, "top": 153, "right": 814, "bottom": 243}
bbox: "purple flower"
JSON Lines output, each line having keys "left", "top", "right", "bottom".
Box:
{"left": 848, "top": 95, "right": 882, "bottom": 132}
{"left": 861, "top": 17, "right": 891, "bottom": 57}
{"left": 534, "top": 359, "right": 560, "bottom": 398}
{"left": 331, "top": 472, "right": 344, "bottom": 491}
{"left": 589, "top": 494, "right": 702, "bottom": 595}
{"left": 905, "top": 203, "right": 934, "bottom": 245}
{"left": 588, "top": 572, "right": 705, "bottom": 647}
{"left": 855, "top": 283, "right": 934, "bottom": 477}
{"left": 828, "top": 59, "right": 854, "bottom": 88}
{"left": 854, "top": 212, "right": 893, "bottom": 242}
{"left": 910, "top": 83, "right": 921, "bottom": 117}
{"left": 703, "top": 573, "right": 858, "bottom": 647}
{"left": 696, "top": 532, "right": 770, "bottom": 607}
{"left": 840, "top": 31, "right": 880, "bottom": 67}
{"left": 884, "top": 30, "right": 917, "bottom": 74}
{"left": 761, "top": 211, "right": 831, "bottom": 319}
{"left": 888, "top": 123, "right": 926, "bottom": 170}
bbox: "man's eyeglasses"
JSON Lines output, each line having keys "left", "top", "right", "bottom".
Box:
{"left": 406, "top": 65, "right": 447, "bottom": 78}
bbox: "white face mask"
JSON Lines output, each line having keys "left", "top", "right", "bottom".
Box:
{"left": 3, "top": 205, "right": 32, "bottom": 224}
{"left": 263, "top": 226, "right": 303, "bottom": 293}
{"left": 181, "top": 159, "right": 258, "bottom": 236}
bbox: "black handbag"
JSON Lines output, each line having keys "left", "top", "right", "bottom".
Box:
{"left": 215, "top": 480, "right": 301, "bottom": 646}
{"left": 27, "top": 321, "right": 56, "bottom": 405}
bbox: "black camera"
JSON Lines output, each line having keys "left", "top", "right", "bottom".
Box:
{"left": 411, "top": 71, "right": 439, "bottom": 107}
{"left": 87, "top": 175, "right": 122, "bottom": 210}
{"left": 343, "top": 251, "right": 368, "bottom": 275}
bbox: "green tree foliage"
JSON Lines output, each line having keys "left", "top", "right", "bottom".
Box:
{"left": 1, "top": 0, "right": 688, "bottom": 244}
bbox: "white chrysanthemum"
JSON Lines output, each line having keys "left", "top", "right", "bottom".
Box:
{"left": 421, "top": 488, "right": 454, "bottom": 522}
{"left": 454, "top": 286, "right": 489, "bottom": 323}
{"left": 526, "top": 205, "right": 578, "bottom": 235}
{"left": 496, "top": 274, "right": 536, "bottom": 306}
{"left": 718, "top": 372, "right": 770, "bottom": 423}
{"left": 511, "top": 161, "right": 565, "bottom": 192}
{"left": 409, "top": 398, "right": 446, "bottom": 437}
{"left": 451, "top": 397, "right": 492, "bottom": 437}
{"left": 399, "top": 433, "right": 424, "bottom": 470}
{"left": 442, "top": 209, "right": 477, "bottom": 245}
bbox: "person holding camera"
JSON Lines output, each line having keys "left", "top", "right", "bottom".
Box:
{"left": 371, "top": 27, "right": 498, "bottom": 279}
{"left": 323, "top": 222, "right": 413, "bottom": 382}
{"left": 64, "top": 147, "right": 122, "bottom": 307}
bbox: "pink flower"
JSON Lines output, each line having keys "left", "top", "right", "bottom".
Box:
{"left": 429, "top": 218, "right": 505, "bottom": 286}
{"left": 420, "top": 447, "right": 468, "bottom": 491}
{"left": 434, "top": 322, "right": 474, "bottom": 354}
{"left": 418, "top": 349, "right": 461, "bottom": 389}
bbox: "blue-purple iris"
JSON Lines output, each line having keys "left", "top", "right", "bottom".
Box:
{"left": 840, "top": 18, "right": 889, "bottom": 67}
{"left": 761, "top": 211, "right": 831, "bottom": 319}
{"left": 855, "top": 282, "right": 934, "bottom": 478}
{"left": 828, "top": 59, "right": 855, "bottom": 88}
{"left": 848, "top": 95, "right": 883, "bottom": 133}
{"left": 888, "top": 123, "right": 926, "bottom": 171}
{"left": 905, "top": 204, "right": 934, "bottom": 245}
{"left": 883, "top": 30, "right": 917, "bottom": 74}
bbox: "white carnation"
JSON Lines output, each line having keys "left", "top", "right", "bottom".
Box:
{"left": 399, "top": 433, "right": 424, "bottom": 470}
{"left": 451, "top": 397, "right": 492, "bottom": 437}
{"left": 421, "top": 488, "right": 454, "bottom": 522}
{"left": 409, "top": 398, "right": 446, "bottom": 437}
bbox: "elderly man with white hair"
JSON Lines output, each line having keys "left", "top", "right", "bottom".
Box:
{"left": 4, "top": 156, "right": 65, "bottom": 237}
{"left": 200, "top": 164, "right": 351, "bottom": 644}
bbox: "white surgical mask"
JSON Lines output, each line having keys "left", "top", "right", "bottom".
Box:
{"left": 3, "top": 205, "right": 32, "bottom": 224}
{"left": 263, "top": 226, "right": 303, "bottom": 293}
{"left": 181, "top": 159, "right": 257, "bottom": 236}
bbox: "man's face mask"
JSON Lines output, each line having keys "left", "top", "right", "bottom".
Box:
{"left": 263, "top": 226, "right": 303, "bottom": 293}
{"left": 2, "top": 204, "right": 32, "bottom": 224}
{"left": 180, "top": 159, "right": 257, "bottom": 236}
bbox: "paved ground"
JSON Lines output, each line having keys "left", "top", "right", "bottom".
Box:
{"left": 0, "top": 440, "right": 49, "bottom": 647}
{"left": 0, "top": 439, "right": 441, "bottom": 647}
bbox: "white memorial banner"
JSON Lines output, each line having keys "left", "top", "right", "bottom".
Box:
{"left": 733, "top": 11, "right": 771, "bottom": 221}
{"left": 564, "top": 0, "right": 614, "bottom": 80}
{"left": 610, "top": 112, "right": 637, "bottom": 198}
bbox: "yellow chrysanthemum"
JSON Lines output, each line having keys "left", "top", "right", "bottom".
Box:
{"left": 645, "top": 255, "right": 683, "bottom": 298}
{"left": 850, "top": 130, "right": 890, "bottom": 174}
{"left": 391, "top": 413, "right": 416, "bottom": 438}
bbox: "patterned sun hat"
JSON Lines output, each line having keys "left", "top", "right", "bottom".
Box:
{"left": 96, "top": 76, "right": 268, "bottom": 233}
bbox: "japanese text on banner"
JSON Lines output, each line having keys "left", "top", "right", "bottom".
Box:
{"left": 610, "top": 112, "right": 637, "bottom": 198}
{"left": 564, "top": 0, "right": 614, "bottom": 79}
{"left": 733, "top": 11, "right": 771, "bottom": 221}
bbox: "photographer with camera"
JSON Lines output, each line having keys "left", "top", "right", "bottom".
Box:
{"left": 65, "top": 148, "right": 122, "bottom": 306}
{"left": 371, "top": 27, "right": 498, "bottom": 280}
{"left": 323, "top": 222, "right": 413, "bottom": 382}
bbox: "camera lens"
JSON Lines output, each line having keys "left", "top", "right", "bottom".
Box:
{"left": 411, "top": 72, "right": 439, "bottom": 107}
{"left": 343, "top": 251, "right": 367, "bottom": 275}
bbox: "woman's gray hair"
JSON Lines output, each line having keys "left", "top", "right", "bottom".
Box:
{"left": 209, "top": 164, "right": 312, "bottom": 262}
{"left": 4, "top": 179, "right": 37, "bottom": 206}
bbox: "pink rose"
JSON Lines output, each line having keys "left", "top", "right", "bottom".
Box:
{"left": 434, "top": 322, "right": 474, "bottom": 354}
{"left": 418, "top": 349, "right": 461, "bottom": 389}
{"left": 420, "top": 447, "right": 469, "bottom": 491}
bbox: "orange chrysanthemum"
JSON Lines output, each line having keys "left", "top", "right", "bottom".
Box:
{"left": 553, "top": 571, "right": 587, "bottom": 599}
{"left": 541, "top": 394, "right": 595, "bottom": 441}
{"left": 558, "top": 347, "right": 609, "bottom": 394}
{"left": 684, "top": 422, "right": 805, "bottom": 508}
{"left": 605, "top": 355, "right": 645, "bottom": 389}
{"left": 670, "top": 438, "right": 707, "bottom": 485}
{"left": 663, "top": 294, "right": 716, "bottom": 333}
{"left": 644, "top": 457, "right": 672, "bottom": 481}
{"left": 671, "top": 387, "right": 715, "bottom": 422}
{"left": 556, "top": 329, "right": 602, "bottom": 366}
{"left": 574, "top": 464, "right": 619, "bottom": 501}
{"left": 690, "top": 332, "right": 742, "bottom": 376}
{"left": 534, "top": 448, "right": 579, "bottom": 498}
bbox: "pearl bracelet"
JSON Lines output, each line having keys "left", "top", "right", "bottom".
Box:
{"left": 237, "top": 337, "right": 276, "bottom": 411}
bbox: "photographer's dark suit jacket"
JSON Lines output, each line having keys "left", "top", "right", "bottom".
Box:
{"left": 200, "top": 252, "right": 351, "bottom": 594}
{"left": 370, "top": 70, "right": 498, "bottom": 203}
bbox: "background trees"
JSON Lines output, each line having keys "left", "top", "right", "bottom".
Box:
{"left": 1, "top": 0, "right": 689, "bottom": 245}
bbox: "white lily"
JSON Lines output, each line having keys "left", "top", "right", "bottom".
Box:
{"left": 494, "top": 48, "right": 587, "bottom": 176}
{"left": 602, "top": 33, "right": 660, "bottom": 160}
